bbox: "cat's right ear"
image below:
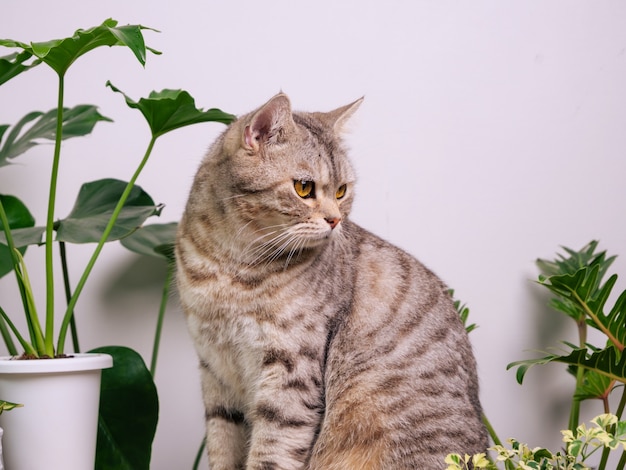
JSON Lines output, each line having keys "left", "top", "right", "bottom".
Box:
{"left": 243, "top": 93, "right": 294, "bottom": 152}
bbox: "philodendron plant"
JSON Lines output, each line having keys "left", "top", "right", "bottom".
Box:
{"left": 0, "top": 19, "right": 235, "bottom": 468}
{"left": 447, "top": 241, "right": 626, "bottom": 470}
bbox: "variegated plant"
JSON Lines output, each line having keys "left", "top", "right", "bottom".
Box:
{"left": 448, "top": 241, "right": 626, "bottom": 470}
{"left": 447, "top": 413, "right": 626, "bottom": 470}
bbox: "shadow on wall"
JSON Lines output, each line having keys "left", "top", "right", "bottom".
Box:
{"left": 101, "top": 255, "right": 176, "bottom": 307}
{"left": 93, "top": 253, "right": 179, "bottom": 360}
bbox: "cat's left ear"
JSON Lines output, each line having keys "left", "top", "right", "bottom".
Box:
{"left": 243, "top": 93, "right": 295, "bottom": 152}
{"left": 319, "top": 97, "right": 364, "bottom": 134}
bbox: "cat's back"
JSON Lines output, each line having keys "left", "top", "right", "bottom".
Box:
{"left": 310, "top": 221, "right": 487, "bottom": 469}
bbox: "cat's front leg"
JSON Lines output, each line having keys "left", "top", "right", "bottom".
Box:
{"left": 245, "top": 352, "right": 324, "bottom": 470}
{"left": 200, "top": 366, "right": 249, "bottom": 470}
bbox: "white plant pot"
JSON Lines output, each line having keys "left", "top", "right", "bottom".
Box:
{"left": 0, "top": 353, "right": 112, "bottom": 470}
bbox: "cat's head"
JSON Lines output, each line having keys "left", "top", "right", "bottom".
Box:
{"left": 203, "top": 93, "right": 362, "bottom": 264}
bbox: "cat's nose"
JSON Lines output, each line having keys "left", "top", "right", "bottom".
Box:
{"left": 325, "top": 217, "right": 341, "bottom": 229}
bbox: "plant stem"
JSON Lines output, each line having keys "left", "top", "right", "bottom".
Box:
{"left": 617, "top": 450, "right": 626, "bottom": 470}
{"left": 569, "top": 318, "right": 587, "bottom": 431}
{"left": 599, "top": 446, "right": 610, "bottom": 470}
{"left": 56, "top": 135, "right": 158, "bottom": 354}
{"left": 192, "top": 437, "right": 206, "bottom": 470}
{"left": 481, "top": 413, "right": 512, "bottom": 470}
{"left": 482, "top": 413, "right": 502, "bottom": 446}
{"left": 150, "top": 264, "right": 173, "bottom": 377}
{"left": 616, "top": 387, "right": 626, "bottom": 421}
{"left": 0, "top": 198, "right": 33, "bottom": 347}
{"left": 59, "top": 241, "right": 80, "bottom": 353}
{"left": 0, "top": 306, "right": 37, "bottom": 356}
{"left": 0, "top": 314, "right": 17, "bottom": 356}
{"left": 14, "top": 250, "right": 46, "bottom": 354}
{"left": 44, "top": 74, "right": 66, "bottom": 358}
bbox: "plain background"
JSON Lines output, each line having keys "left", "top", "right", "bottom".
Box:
{"left": 1, "top": 1, "right": 626, "bottom": 468}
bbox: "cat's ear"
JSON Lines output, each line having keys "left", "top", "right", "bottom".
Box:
{"left": 319, "top": 97, "right": 364, "bottom": 134}
{"left": 243, "top": 93, "right": 295, "bottom": 152}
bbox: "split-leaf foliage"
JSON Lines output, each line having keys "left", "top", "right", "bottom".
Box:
{"left": 0, "top": 19, "right": 235, "bottom": 468}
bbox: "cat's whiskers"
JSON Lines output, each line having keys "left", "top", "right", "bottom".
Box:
{"left": 245, "top": 224, "right": 319, "bottom": 268}
{"left": 243, "top": 226, "right": 295, "bottom": 266}
{"left": 284, "top": 234, "right": 308, "bottom": 269}
{"left": 235, "top": 219, "right": 257, "bottom": 239}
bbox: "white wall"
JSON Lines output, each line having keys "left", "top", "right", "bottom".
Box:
{"left": 1, "top": 1, "right": 626, "bottom": 468}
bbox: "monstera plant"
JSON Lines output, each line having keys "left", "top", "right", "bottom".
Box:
{"left": 0, "top": 19, "right": 234, "bottom": 469}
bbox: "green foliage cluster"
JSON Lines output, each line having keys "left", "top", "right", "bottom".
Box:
{"left": 0, "top": 19, "right": 235, "bottom": 469}
{"left": 449, "top": 241, "right": 626, "bottom": 470}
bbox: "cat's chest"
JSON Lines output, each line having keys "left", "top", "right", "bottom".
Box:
{"left": 187, "top": 256, "right": 328, "bottom": 326}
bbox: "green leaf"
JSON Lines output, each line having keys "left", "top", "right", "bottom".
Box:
{"left": 55, "top": 179, "right": 162, "bottom": 244}
{"left": 589, "top": 280, "right": 626, "bottom": 346}
{"left": 0, "top": 226, "right": 46, "bottom": 249}
{"left": 536, "top": 242, "right": 616, "bottom": 322}
{"left": 0, "top": 51, "right": 40, "bottom": 85}
{"left": 508, "top": 346, "right": 626, "bottom": 385}
{"left": 448, "top": 289, "right": 479, "bottom": 334}
{"left": 90, "top": 346, "right": 158, "bottom": 470}
{"left": 106, "top": 81, "right": 236, "bottom": 138}
{"left": 120, "top": 222, "right": 178, "bottom": 262}
{"left": 0, "top": 399, "right": 23, "bottom": 415}
{"left": 538, "top": 242, "right": 625, "bottom": 350}
{"left": 0, "top": 195, "right": 35, "bottom": 277}
{"left": 0, "top": 19, "right": 158, "bottom": 78}
{"left": 574, "top": 369, "right": 615, "bottom": 401}
{"left": 0, "top": 106, "right": 112, "bottom": 166}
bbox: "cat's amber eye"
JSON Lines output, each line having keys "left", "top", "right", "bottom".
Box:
{"left": 336, "top": 184, "right": 347, "bottom": 200}
{"left": 294, "top": 180, "right": 315, "bottom": 199}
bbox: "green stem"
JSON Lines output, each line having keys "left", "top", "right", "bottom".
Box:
{"left": 44, "top": 74, "right": 66, "bottom": 358}
{"left": 617, "top": 449, "right": 626, "bottom": 470}
{"left": 57, "top": 135, "right": 158, "bottom": 354}
{"left": 0, "top": 306, "right": 37, "bottom": 357}
{"left": 59, "top": 241, "right": 80, "bottom": 353}
{"left": 569, "top": 318, "right": 587, "bottom": 432}
{"left": 192, "top": 437, "right": 206, "bottom": 470}
{"left": 481, "top": 413, "right": 511, "bottom": 470}
{"left": 150, "top": 264, "right": 173, "bottom": 377}
{"left": 0, "top": 198, "right": 33, "bottom": 344}
{"left": 616, "top": 386, "right": 626, "bottom": 420}
{"left": 481, "top": 413, "right": 502, "bottom": 446}
{"left": 599, "top": 446, "right": 610, "bottom": 470}
{"left": 0, "top": 314, "right": 17, "bottom": 356}
{"left": 14, "top": 250, "right": 46, "bottom": 354}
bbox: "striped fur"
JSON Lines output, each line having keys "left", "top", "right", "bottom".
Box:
{"left": 176, "top": 93, "right": 487, "bottom": 470}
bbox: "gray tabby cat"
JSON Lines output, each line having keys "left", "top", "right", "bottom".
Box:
{"left": 176, "top": 93, "right": 488, "bottom": 470}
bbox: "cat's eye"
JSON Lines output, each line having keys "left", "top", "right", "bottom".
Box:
{"left": 336, "top": 184, "right": 347, "bottom": 200}
{"left": 294, "top": 180, "right": 315, "bottom": 199}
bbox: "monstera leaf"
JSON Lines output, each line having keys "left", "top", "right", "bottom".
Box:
{"left": 0, "top": 50, "right": 40, "bottom": 85}
{"left": 120, "top": 222, "right": 178, "bottom": 262}
{"left": 90, "top": 346, "right": 158, "bottom": 470}
{"left": 107, "top": 82, "right": 236, "bottom": 138}
{"left": 509, "top": 346, "right": 626, "bottom": 385}
{"left": 0, "top": 106, "right": 112, "bottom": 166}
{"left": 0, "top": 18, "right": 158, "bottom": 81}
{"left": 537, "top": 241, "right": 616, "bottom": 323}
{"left": 56, "top": 179, "right": 162, "bottom": 244}
{"left": 0, "top": 195, "right": 36, "bottom": 278}
{"left": 540, "top": 266, "right": 626, "bottom": 351}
